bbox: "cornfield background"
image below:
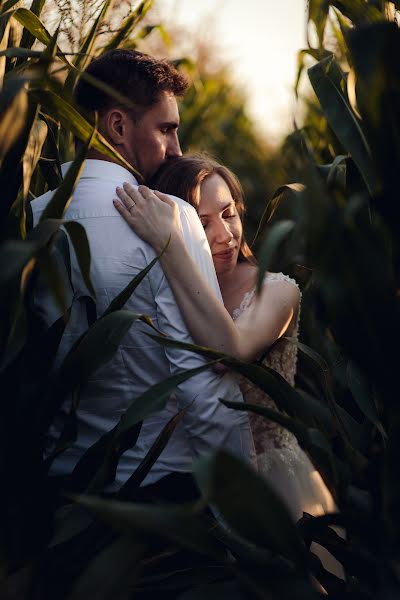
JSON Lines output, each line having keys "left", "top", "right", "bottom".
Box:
{"left": 1, "top": 0, "right": 400, "bottom": 598}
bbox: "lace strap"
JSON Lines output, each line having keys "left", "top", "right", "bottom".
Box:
{"left": 263, "top": 271, "right": 300, "bottom": 292}
{"left": 232, "top": 272, "right": 300, "bottom": 320}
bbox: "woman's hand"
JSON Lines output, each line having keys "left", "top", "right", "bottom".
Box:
{"left": 113, "top": 183, "right": 181, "bottom": 254}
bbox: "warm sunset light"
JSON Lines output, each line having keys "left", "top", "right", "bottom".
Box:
{"left": 159, "top": 0, "right": 306, "bottom": 143}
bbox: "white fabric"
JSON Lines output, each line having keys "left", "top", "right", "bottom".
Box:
{"left": 32, "top": 159, "right": 256, "bottom": 486}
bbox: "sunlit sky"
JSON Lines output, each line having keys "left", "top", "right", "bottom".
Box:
{"left": 158, "top": 0, "right": 307, "bottom": 144}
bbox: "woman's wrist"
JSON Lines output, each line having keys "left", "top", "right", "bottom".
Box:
{"left": 157, "top": 229, "right": 184, "bottom": 257}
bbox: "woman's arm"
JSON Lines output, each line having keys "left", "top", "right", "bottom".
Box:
{"left": 113, "top": 184, "right": 299, "bottom": 361}
{"left": 114, "top": 183, "right": 241, "bottom": 355}
{"left": 233, "top": 278, "right": 300, "bottom": 361}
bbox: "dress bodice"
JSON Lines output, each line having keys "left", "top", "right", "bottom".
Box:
{"left": 233, "top": 272, "right": 302, "bottom": 465}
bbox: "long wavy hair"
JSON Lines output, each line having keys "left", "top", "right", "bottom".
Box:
{"left": 149, "top": 154, "right": 256, "bottom": 265}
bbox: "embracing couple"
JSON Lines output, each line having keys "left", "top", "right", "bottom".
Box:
{"left": 33, "top": 49, "right": 333, "bottom": 519}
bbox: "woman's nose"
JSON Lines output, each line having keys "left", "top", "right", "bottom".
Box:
{"left": 215, "top": 220, "right": 233, "bottom": 244}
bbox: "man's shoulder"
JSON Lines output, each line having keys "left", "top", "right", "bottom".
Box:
{"left": 166, "top": 193, "right": 197, "bottom": 216}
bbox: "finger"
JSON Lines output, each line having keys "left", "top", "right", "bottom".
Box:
{"left": 113, "top": 199, "right": 134, "bottom": 222}
{"left": 153, "top": 191, "right": 175, "bottom": 207}
{"left": 121, "top": 182, "right": 146, "bottom": 208}
{"left": 116, "top": 186, "right": 136, "bottom": 210}
{"left": 137, "top": 185, "right": 162, "bottom": 203}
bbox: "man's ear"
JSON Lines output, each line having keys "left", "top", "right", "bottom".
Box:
{"left": 102, "top": 109, "right": 129, "bottom": 146}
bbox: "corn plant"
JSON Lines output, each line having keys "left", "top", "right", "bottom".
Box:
{"left": 2, "top": 0, "right": 400, "bottom": 599}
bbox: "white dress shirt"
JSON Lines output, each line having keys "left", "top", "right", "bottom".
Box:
{"left": 32, "top": 160, "right": 255, "bottom": 486}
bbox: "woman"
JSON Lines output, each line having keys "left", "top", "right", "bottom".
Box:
{"left": 113, "top": 155, "right": 336, "bottom": 522}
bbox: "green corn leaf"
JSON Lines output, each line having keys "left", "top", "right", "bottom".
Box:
{"left": 330, "top": 0, "right": 383, "bottom": 25}
{"left": 22, "top": 118, "right": 47, "bottom": 199}
{"left": 48, "top": 310, "right": 156, "bottom": 397}
{"left": 63, "top": 221, "right": 95, "bottom": 298}
{"left": 194, "top": 450, "right": 308, "bottom": 570}
{"left": 101, "top": 0, "right": 154, "bottom": 53}
{"left": 295, "top": 48, "right": 332, "bottom": 97}
{"left": 256, "top": 219, "right": 295, "bottom": 293}
{"left": 63, "top": 0, "right": 113, "bottom": 96}
{"left": 221, "top": 398, "right": 332, "bottom": 465}
{"left": 36, "top": 245, "right": 69, "bottom": 316}
{"left": 67, "top": 536, "right": 143, "bottom": 600}
{"left": 307, "top": 0, "right": 330, "bottom": 46}
{"left": 118, "top": 406, "right": 188, "bottom": 498}
{"left": 19, "top": 0, "right": 46, "bottom": 51}
{"left": 0, "top": 0, "right": 25, "bottom": 14}
{"left": 308, "top": 56, "right": 377, "bottom": 195}
{"left": 146, "top": 334, "right": 323, "bottom": 427}
{"left": 0, "top": 11, "right": 11, "bottom": 87}
{"left": 39, "top": 123, "right": 95, "bottom": 222}
{"left": 251, "top": 184, "right": 303, "bottom": 248}
{"left": 346, "top": 359, "right": 384, "bottom": 432}
{"left": 70, "top": 361, "right": 218, "bottom": 493}
{"left": 0, "top": 93, "right": 38, "bottom": 236}
{"left": 13, "top": 7, "right": 51, "bottom": 45}
{"left": 72, "top": 494, "right": 226, "bottom": 561}
{"left": 32, "top": 89, "right": 141, "bottom": 179}
{"left": 0, "top": 75, "right": 28, "bottom": 162}
{"left": 0, "top": 239, "right": 37, "bottom": 286}
{"left": 102, "top": 236, "right": 170, "bottom": 317}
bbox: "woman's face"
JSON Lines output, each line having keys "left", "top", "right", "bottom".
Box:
{"left": 198, "top": 174, "right": 243, "bottom": 276}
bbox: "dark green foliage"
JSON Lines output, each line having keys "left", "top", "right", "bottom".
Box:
{"left": 1, "top": 1, "right": 400, "bottom": 598}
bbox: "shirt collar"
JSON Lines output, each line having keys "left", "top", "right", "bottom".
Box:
{"left": 61, "top": 159, "right": 140, "bottom": 186}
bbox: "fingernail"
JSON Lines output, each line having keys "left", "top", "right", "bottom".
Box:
{"left": 116, "top": 186, "right": 121, "bottom": 192}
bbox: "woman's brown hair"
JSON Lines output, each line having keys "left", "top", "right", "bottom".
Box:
{"left": 149, "top": 154, "right": 256, "bottom": 265}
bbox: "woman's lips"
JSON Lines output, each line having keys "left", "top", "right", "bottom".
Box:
{"left": 212, "top": 248, "right": 236, "bottom": 260}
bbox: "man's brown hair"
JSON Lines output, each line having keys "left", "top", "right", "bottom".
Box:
{"left": 74, "top": 49, "right": 188, "bottom": 119}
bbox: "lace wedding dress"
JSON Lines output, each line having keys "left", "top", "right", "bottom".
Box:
{"left": 233, "top": 272, "right": 336, "bottom": 521}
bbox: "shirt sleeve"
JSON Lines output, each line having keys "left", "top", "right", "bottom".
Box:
{"left": 150, "top": 199, "right": 256, "bottom": 467}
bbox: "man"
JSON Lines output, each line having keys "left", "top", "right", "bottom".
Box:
{"left": 32, "top": 49, "right": 255, "bottom": 492}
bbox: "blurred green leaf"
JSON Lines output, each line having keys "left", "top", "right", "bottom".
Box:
{"left": 252, "top": 184, "right": 303, "bottom": 247}
{"left": 308, "top": 56, "right": 377, "bottom": 195}
{"left": 64, "top": 0, "right": 113, "bottom": 96}
{"left": 67, "top": 535, "right": 142, "bottom": 600}
{"left": 118, "top": 406, "right": 188, "bottom": 498}
{"left": 256, "top": 220, "right": 295, "bottom": 293}
{"left": 0, "top": 75, "right": 27, "bottom": 162}
{"left": 18, "top": 0, "right": 45, "bottom": 51}
{"left": 0, "top": 239, "right": 37, "bottom": 286}
{"left": 32, "top": 89, "right": 141, "bottom": 179}
{"left": 73, "top": 495, "right": 226, "bottom": 561}
{"left": 0, "top": 0, "right": 24, "bottom": 13}
{"left": 46, "top": 309, "right": 159, "bottom": 411}
{"left": 36, "top": 244, "right": 69, "bottom": 316}
{"left": 22, "top": 118, "right": 47, "bottom": 199}
{"left": 346, "top": 359, "right": 384, "bottom": 433}
{"left": 330, "top": 0, "right": 383, "bottom": 25}
{"left": 63, "top": 221, "right": 95, "bottom": 298}
{"left": 39, "top": 122, "right": 95, "bottom": 222}
{"left": 68, "top": 361, "right": 215, "bottom": 493}
{"left": 307, "top": 0, "right": 330, "bottom": 46}
{"left": 102, "top": 236, "right": 170, "bottom": 317}
{"left": 0, "top": 11, "right": 11, "bottom": 87}
{"left": 194, "top": 450, "right": 308, "bottom": 570}
{"left": 101, "top": 0, "right": 154, "bottom": 53}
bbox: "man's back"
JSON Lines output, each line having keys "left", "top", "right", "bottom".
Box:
{"left": 32, "top": 160, "right": 255, "bottom": 486}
